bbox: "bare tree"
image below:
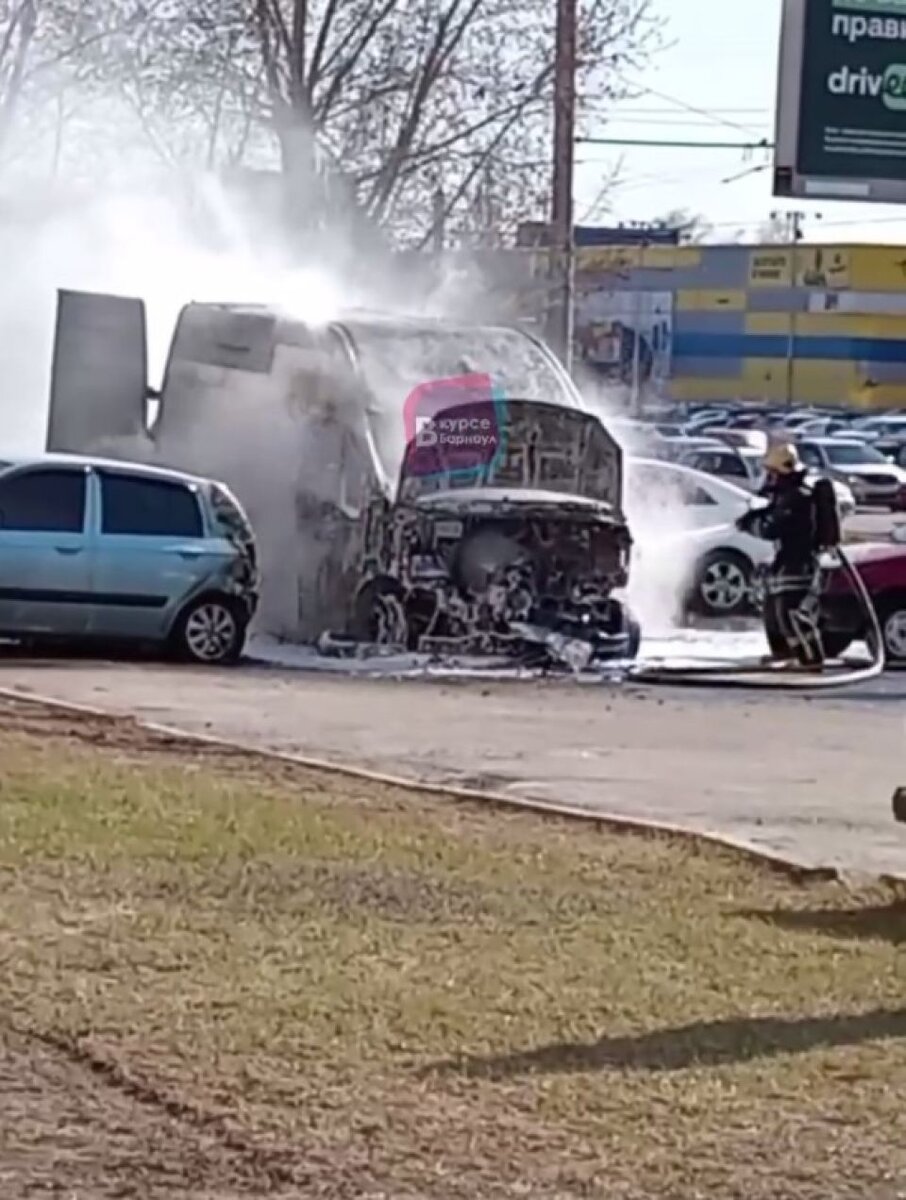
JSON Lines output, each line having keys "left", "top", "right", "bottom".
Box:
{"left": 0, "top": 1, "right": 37, "bottom": 158}
{"left": 0, "top": 0, "right": 181, "bottom": 183}
{"left": 0, "top": 0, "right": 662, "bottom": 244}
{"left": 246, "top": 0, "right": 662, "bottom": 245}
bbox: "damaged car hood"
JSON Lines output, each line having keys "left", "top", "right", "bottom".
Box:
{"left": 397, "top": 399, "right": 623, "bottom": 514}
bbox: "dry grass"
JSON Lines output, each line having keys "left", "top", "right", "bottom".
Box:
{"left": 0, "top": 698, "right": 904, "bottom": 1199}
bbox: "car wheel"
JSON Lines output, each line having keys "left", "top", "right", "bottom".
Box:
{"left": 878, "top": 597, "right": 906, "bottom": 664}
{"left": 621, "top": 607, "right": 642, "bottom": 660}
{"left": 350, "top": 576, "right": 408, "bottom": 645}
{"left": 692, "top": 549, "right": 754, "bottom": 618}
{"left": 171, "top": 595, "right": 246, "bottom": 665}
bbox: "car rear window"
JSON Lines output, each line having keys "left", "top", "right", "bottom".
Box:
{"left": 100, "top": 471, "right": 204, "bottom": 537}
{"left": 0, "top": 467, "right": 86, "bottom": 532}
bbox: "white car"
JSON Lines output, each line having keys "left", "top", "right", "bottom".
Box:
{"left": 672, "top": 444, "right": 856, "bottom": 510}
{"left": 625, "top": 458, "right": 772, "bottom": 619}
{"left": 625, "top": 458, "right": 855, "bottom": 620}
{"left": 798, "top": 438, "right": 906, "bottom": 511}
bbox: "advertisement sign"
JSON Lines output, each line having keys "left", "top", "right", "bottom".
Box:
{"left": 574, "top": 290, "right": 673, "bottom": 389}
{"left": 774, "top": 0, "right": 906, "bottom": 202}
{"left": 796, "top": 245, "right": 852, "bottom": 287}
{"left": 748, "top": 246, "right": 852, "bottom": 288}
{"left": 749, "top": 250, "right": 793, "bottom": 286}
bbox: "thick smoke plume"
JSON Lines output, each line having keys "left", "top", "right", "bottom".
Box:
{"left": 0, "top": 165, "right": 698, "bottom": 644}
{"left": 0, "top": 164, "right": 558, "bottom": 640}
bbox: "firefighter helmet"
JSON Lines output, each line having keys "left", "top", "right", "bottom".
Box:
{"left": 763, "top": 442, "right": 802, "bottom": 476}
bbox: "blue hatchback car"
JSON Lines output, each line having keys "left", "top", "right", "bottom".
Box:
{"left": 0, "top": 454, "right": 258, "bottom": 664}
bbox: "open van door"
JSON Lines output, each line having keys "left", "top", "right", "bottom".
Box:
{"left": 46, "top": 289, "right": 148, "bottom": 452}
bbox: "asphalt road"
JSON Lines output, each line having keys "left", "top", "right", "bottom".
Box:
{"left": 1, "top": 651, "right": 903, "bottom": 879}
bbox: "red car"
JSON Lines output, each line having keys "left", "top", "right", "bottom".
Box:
{"left": 821, "top": 541, "right": 906, "bottom": 664}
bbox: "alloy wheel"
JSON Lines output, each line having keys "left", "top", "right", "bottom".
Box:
{"left": 184, "top": 602, "right": 238, "bottom": 663}
{"left": 701, "top": 559, "right": 749, "bottom": 613}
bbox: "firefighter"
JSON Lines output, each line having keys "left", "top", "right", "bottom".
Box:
{"left": 736, "top": 442, "right": 828, "bottom": 670}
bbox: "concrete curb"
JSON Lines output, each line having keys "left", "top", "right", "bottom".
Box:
{"left": 0, "top": 684, "right": 898, "bottom": 889}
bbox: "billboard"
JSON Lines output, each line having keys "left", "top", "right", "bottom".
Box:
{"left": 747, "top": 245, "right": 853, "bottom": 287}
{"left": 574, "top": 288, "right": 673, "bottom": 390}
{"left": 774, "top": 0, "right": 906, "bottom": 202}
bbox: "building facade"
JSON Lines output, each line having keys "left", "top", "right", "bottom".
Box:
{"left": 566, "top": 242, "right": 906, "bottom": 409}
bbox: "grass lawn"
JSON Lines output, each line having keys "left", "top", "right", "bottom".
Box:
{"left": 0, "top": 698, "right": 903, "bottom": 1199}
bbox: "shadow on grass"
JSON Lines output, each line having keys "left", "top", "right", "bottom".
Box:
{"left": 741, "top": 902, "right": 906, "bottom": 947}
{"left": 428, "top": 1009, "right": 906, "bottom": 1079}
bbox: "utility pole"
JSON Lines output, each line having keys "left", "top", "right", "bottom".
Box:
{"left": 771, "top": 208, "right": 806, "bottom": 408}
{"left": 550, "top": 0, "right": 576, "bottom": 374}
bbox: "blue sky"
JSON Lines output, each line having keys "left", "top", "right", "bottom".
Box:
{"left": 573, "top": 0, "right": 906, "bottom": 244}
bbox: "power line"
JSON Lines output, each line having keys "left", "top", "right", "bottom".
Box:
{"left": 614, "top": 75, "right": 766, "bottom": 138}
{"left": 593, "top": 117, "right": 773, "bottom": 130}
{"left": 591, "top": 106, "right": 770, "bottom": 116}
{"left": 697, "top": 214, "right": 906, "bottom": 232}
{"left": 576, "top": 136, "right": 774, "bottom": 151}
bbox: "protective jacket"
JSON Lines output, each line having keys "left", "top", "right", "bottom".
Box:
{"left": 737, "top": 471, "right": 819, "bottom": 593}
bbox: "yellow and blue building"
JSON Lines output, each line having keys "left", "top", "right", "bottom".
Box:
{"left": 569, "top": 242, "right": 906, "bottom": 409}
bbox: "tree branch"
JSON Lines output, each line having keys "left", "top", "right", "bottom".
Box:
{"left": 306, "top": 0, "right": 340, "bottom": 98}
{"left": 0, "top": 0, "right": 35, "bottom": 158}
{"left": 365, "top": 0, "right": 483, "bottom": 221}
{"left": 310, "top": 0, "right": 398, "bottom": 126}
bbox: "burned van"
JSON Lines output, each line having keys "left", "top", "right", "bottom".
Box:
{"left": 46, "top": 291, "right": 637, "bottom": 665}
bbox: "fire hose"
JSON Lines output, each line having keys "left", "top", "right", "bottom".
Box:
{"left": 629, "top": 546, "right": 885, "bottom": 690}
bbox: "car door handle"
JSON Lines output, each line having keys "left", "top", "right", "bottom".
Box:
{"left": 55, "top": 545, "right": 83, "bottom": 555}
{"left": 175, "top": 547, "right": 204, "bottom": 559}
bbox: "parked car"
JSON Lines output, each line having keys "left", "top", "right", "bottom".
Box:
{"left": 769, "top": 410, "right": 824, "bottom": 437}
{"left": 853, "top": 417, "right": 906, "bottom": 466}
{"left": 678, "top": 444, "right": 856, "bottom": 516}
{"left": 797, "top": 438, "right": 906, "bottom": 510}
{"left": 676, "top": 445, "right": 762, "bottom": 491}
{"left": 703, "top": 429, "right": 769, "bottom": 452}
{"left": 655, "top": 435, "right": 727, "bottom": 463}
{"left": 626, "top": 457, "right": 772, "bottom": 618}
{"left": 820, "top": 539, "right": 906, "bottom": 663}
{"left": 0, "top": 454, "right": 258, "bottom": 663}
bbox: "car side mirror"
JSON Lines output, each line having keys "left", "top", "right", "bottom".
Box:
{"left": 892, "top": 524, "right": 906, "bottom": 544}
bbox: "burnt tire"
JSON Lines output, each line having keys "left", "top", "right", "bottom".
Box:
{"left": 691, "top": 549, "right": 754, "bottom": 618}
{"left": 169, "top": 595, "right": 247, "bottom": 665}
{"left": 350, "top": 577, "right": 407, "bottom": 645}
{"left": 623, "top": 610, "right": 642, "bottom": 660}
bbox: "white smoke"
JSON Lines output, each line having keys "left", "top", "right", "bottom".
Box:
{"left": 0, "top": 161, "right": 548, "bottom": 639}
{"left": 578, "top": 388, "right": 707, "bottom": 633}
{"left": 0, "top": 154, "right": 710, "bottom": 647}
